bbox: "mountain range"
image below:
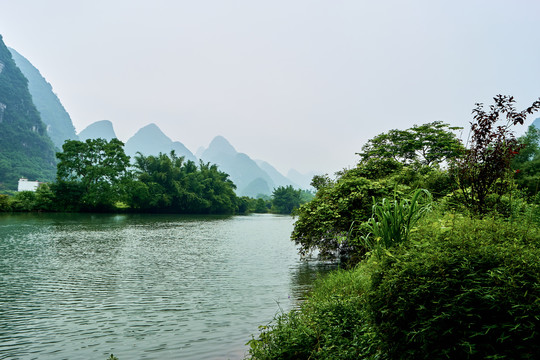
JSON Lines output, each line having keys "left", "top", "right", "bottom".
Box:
{"left": 77, "top": 120, "right": 311, "bottom": 196}
{"left": 1, "top": 38, "right": 315, "bottom": 193}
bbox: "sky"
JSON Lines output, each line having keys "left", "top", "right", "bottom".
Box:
{"left": 1, "top": 0, "right": 539, "bottom": 176}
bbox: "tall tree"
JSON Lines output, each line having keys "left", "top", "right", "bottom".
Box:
{"left": 272, "top": 185, "right": 302, "bottom": 214}
{"left": 56, "top": 138, "right": 131, "bottom": 210}
{"left": 357, "top": 121, "right": 463, "bottom": 167}
{"left": 511, "top": 125, "right": 540, "bottom": 197}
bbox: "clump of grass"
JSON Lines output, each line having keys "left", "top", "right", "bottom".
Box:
{"left": 247, "top": 265, "right": 381, "bottom": 359}
{"left": 362, "top": 188, "right": 432, "bottom": 257}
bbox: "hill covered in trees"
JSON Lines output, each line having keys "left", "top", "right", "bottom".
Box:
{"left": 0, "top": 35, "right": 56, "bottom": 190}
{"left": 9, "top": 47, "right": 78, "bottom": 148}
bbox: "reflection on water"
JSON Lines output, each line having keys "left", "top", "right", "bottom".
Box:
{"left": 0, "top": 213, "right": 331, "bottom": 360}
{"left": 289, "top": 261, "right": 338, "bottom": 301}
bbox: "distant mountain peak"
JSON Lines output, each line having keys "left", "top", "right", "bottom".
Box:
{"left": 124, "top": 123, "right": 196, "bottom": 162}
{"left": 207, "top": 135, "right": 237, "bottom": 156}
{"left": 132, "top": 123, "right": 171, "bottom": 142}
{"left": 78, "top": 120, "right": 117, "bottom": 141}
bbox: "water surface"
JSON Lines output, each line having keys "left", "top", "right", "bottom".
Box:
{"left": 0, "top": 213, "right": 332, "bottom": 359}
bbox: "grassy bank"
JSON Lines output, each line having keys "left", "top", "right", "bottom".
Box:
{"left": 247, "top": 212, "right": 540, "bottom": 359}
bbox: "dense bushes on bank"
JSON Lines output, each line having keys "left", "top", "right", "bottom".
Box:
{"left": 248, "top": 214, "right": 540, "bottom": 359}
{"left": 249, "top": 97, "right": 540, "bottom": 359}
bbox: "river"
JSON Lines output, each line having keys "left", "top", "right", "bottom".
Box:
{"left": 0, "top": 213, "right": 333, "bottom": 360}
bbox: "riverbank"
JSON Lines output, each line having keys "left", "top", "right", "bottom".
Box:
{"left": 246, "top": 212, "right": 540, "bottom": 359}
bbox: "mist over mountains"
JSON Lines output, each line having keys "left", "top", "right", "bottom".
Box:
{"left": 1, "top": 39, "right": 315, "bottom": 193}
{"left": 8, "top": 47, "right": 78, "bottom": 148}
{"left": 124, "top": 123, "right": 196, "bottom": 163}
{"left": 78, "top": 120, "right": 311, "bottom": 196}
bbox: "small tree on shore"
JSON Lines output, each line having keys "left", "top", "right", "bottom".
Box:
{"left": 452, "top": 95, "right": 540, "bottom": 214}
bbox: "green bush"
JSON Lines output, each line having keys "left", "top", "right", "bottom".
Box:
{"left": 247, "top": 267, "right": 379, "bottom": 360}
{"left": 249, "top": 215, "right": 540, "bottom": 360}
{"left": 291, "top": 170, "right": 407, "bottom": 260}
{"left": 368, "top": 215, "right": 540, "bottom": 359}
{"left": 362, "top": 188, "right": 432, "bottom": 257}
{"left": 0, "top": 194, "right": 10, "bottom": 211}
{"left": 10, "top": 191, "right": 37, "bottom": 211}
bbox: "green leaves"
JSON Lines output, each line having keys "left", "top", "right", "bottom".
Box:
{"left": 362, "top": 189, "right": 433, "bottom": 257}
{"left": 130, "top": 152, "right": 238, "bottom": 214}
{"left": 55, "top": 138, "right": 131, "bottom": 210}
{"left": 357, "top": 121, "right": 463, "bottom": 168}
{"left": 272, "top": 185, "right": 302, "bottom": 214}
{"left": 452, "top": 95, "right": 540, "bottom": 214}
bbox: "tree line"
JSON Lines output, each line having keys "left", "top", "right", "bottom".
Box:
{"left": 0, "top": 138, "right": 312, "bottom": 214}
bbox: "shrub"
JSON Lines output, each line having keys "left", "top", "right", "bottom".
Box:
{"left": 291, "top": 170, "right": 408, "bottom": 260}
{"left": 10, "top": 191, "right": 37, "bottom": 211}
{"left": 362, "top": 188, "right": 432, "bottom": 257}
{"left": 0, "top": 194, "right": 10, "bottom": 211}
{"left": 247, "top": 267, "right": 379, "bottom": 360}
{"left": 368, "top": 215, "right": 540, "bottom": 359}
{"left": 249, "top": 214, "right": 540, "bottom": 360}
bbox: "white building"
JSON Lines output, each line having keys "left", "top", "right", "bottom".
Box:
{"left": 17, "top": 178, "right": 41, "bottom": 192}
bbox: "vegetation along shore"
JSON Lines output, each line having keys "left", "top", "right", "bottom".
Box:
{"left": 246, "top": 95, "right": 540, "bottom": 359}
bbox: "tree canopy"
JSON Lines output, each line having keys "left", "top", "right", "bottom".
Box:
{"left": 129, "top": 151, "right": 238, "bottom": 214}
{"left": 357, "top": 121, "right": 463, "bottom": 167}
{"left": 56, "top": 138, "right": 131, "bottom": 210}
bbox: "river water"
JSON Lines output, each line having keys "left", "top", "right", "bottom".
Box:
{"left": 0, "top": 213, "right": 333, "bottom": 360}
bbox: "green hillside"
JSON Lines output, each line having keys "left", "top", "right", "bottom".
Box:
{"left": 0, "top": 35, "right": 56, "bottom": 190}
{"left": 9, "top": 47, "right": 77, "bottom": 148}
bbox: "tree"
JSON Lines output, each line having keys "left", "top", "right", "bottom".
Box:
{"left": 292, "top": 168, "right": 403, "bottom": 259}
{"left": 56, "top": 138, "right": 131, "bottom": 210}
{"left": 130, "top": 151, "right": 238, "bottom": 214}
{"left": 357, "top": 121, "right": 463, "bottom": 167}
{"left": 452, "top": 95, "right": 540, "bottom": 213}
{"left": 512, "top": 125, "right": 540, "bottom": 197}
{"left": 272, "top": 185, "right": 302, "bottom": 214}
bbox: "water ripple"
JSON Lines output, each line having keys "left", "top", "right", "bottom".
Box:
{"left": 0, "top": 213, "right": 333, "bottom": 359}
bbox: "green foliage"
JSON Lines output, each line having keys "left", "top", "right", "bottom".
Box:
{"left": 129, "top": 152, "right": 238, "bottom": 214}
{"left": 452, "top": 95, "right": 540, "bottom": 214}
{"left": 0, "top": 194, "right": 10, "bottom": 211}
{"left": 56, "top": 138, "right": 131, "bottom": 210}
{"left": 368, "top": 215, "right": 540, "bottom": 359}
{"left": 10, "top": 191, "right": 37, "bottom": 211}
{"left": 292, "top": 167, "right": 406, "bottom": 259}
{"left": 271, "top": 185, "right": 302, "bottom": 214}
{"left": 247, "top": 267, "right": 378, "bottom": 360}
{"left": 0, "top": 35, "right": 57, "bottom": 189}
{"left": 357, "top": 121, "right": 463, "bottom": 167}
{"left": 362, "top": 189, "right": 432, "bottom": 257}
{"left": 249, "top": 214, "right": 540, "bottom": 360}
{"left": 512, "top": 125, "right": 540, "bottom": 198}
{"left": 255, "top": 198, "right": 270, "bottom": 213}
{"left": 49, "top": 180, "right": 85, "bottom": 212}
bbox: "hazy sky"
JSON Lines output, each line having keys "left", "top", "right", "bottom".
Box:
{"left": 1, "top": 1, "right": 539, "bottom": 175}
